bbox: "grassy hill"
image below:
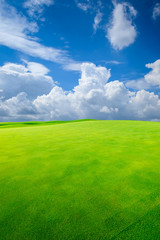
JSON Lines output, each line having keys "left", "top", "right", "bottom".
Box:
{"left": 0, "top": 120, "right": 160, "bottom": 240}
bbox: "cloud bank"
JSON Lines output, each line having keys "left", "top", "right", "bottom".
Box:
{"left": 0, "top": 61, "right": 160, "bottom": 122}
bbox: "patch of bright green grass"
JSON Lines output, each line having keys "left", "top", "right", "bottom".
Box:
{"left": 0, "top": 120, "right": 160, "bottom": 239}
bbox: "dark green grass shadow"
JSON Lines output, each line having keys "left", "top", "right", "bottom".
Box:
{"left": 112, "top": 203, "right": 160, "bottom": 240}
{"left": 0, "top": 119, "right": 96, "bottom": 129}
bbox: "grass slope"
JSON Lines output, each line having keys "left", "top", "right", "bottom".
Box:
{"left": 0, "top": 120, "right": 160, "bottom": 240}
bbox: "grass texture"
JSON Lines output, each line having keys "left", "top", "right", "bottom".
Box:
{"left": 0, "top": 120, "right": 160, "bottom": 240}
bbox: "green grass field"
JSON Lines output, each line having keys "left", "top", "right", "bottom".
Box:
{"left": 0, "top": 120, "right": 160, "bottom": 240}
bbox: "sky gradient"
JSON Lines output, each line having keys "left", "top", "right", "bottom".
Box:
{"left": 0, "top": 0, "right": 160, "bottom": 121}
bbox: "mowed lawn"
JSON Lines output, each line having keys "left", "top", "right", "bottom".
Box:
{"left": 0, "top": 120, "right": 160, "bottom": 240}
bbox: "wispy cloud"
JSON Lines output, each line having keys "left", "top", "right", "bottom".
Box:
{"left": 152, "top": 3, "right": 160, "bottom": 20}
{"left": 75, "top": 0, "right": 92, "bottom": 12}
{"left": 75, "top": 0, "right": 104, "bottom": 33}
{"left": 105, "top": 60, "right": 122, "bottom": 65}
{"left": 0, "top": 0, "right": 81, "bottom": 71}
{"left": 93, "top": 10, "right": 103, "bottom": 33}
{"left": 24, "top": 0, "right": 54, "bottom": 19}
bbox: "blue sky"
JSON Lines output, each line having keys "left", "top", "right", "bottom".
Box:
{"left": 0, "top": 0, "right": 160, "bottom": 121}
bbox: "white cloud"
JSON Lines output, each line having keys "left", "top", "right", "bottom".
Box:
{"left": 24, "top": 0, "right": 54, "bottom": 18}
{"left": 93, "top": 10, "right": 103, "bottom": 33}
{"left": 63, "top": 62, "right": 83, "bottom": 71}
{"left": 26, "top": 62, "right": 50, "bottom": 75}
{"left": 100, "top": 106, "right": 118, "bottom": 114}
{"left": 0, "top": 0, "right": 80, "bottom": 71}
{"left": 75, "top": 0, "right": 103, "bottom": 12}
{"left": 152, "top": 3, "right": 160, "bottom": 20}
{"left": 75, "top": 0, "right": 92, "bottom": 12}
{"left": 125, "top": 78, "right": 151, "bottom": 90}
{"left": 105, "top": 60, "right": 122, "bottom": 65}
{"left": 0, "top": 92, "right": 37, "bottom": 121}
{"left": 0, "top": 0, "right": 38, "bottom": 38}
{"left": 106, "top": 2, "right": 137, "bottom": 50}
{"left": 1, "top": 61, "right": 160, "bottom": 122}
{"left": 33, "top": 62, "right": 160, "bottom": 121}
{"left": 126, "top": 59, "right": 160, "bottom": 90}
{"left": 129, "top": 90, "right": 160, "bottom": 120}
{"left": 34, "top": 63, "right": 111, "bottom": 120}
{"left": 34, "top": 86, "right": 76, "bottom": 121}
{"left": 74, "top": 62, "right": 111, "bottom": 94}
{"left": 75, "top": 0, "right": 103, "bottom": 33}
{"left": 0, "top": 62, "right": 54, "bottom": 100}
{"left": 145, "top": 59, "right": 160, "bottom": 86}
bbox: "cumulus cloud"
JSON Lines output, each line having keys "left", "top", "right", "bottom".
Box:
{"left": 0, "top": 0, "right": 80, "bottom": 71}
{"left": 34, "top": 63, "right": 111, "bottom": 120}
{"left": 129, "top": 90, "right": 160, "bottom": 120}
{"left": 34, "top": 86, "right": 76, "bottom": 121}
{"left": 152, "top": 3, "right": 160, "bottom": 20}
{"left": 106, "top": 2, "right": 137, "bottom": 50}
{"left": 33, "top": 62, "right": 160, "bottom": 121}
{"left": 126, "top": 59, "right": 160, "bottom": 90}
{"left": 145, "top": 59, "right": 160, "bottom": 86}
{"left": 0, "top": 62, "right": 54, "bottom": 100}
{"left": 0, "top": 92, "right": 37, "bottom": 122}
{"left": 0, "top": 61, "right": 160, "bottom": 122}
{"left": 24, "top": 0, "right": 54, "bottom": 18}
